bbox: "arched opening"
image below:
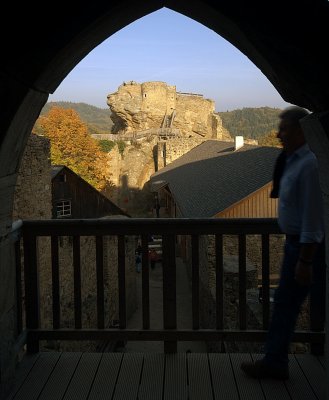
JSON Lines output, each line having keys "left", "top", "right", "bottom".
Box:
{"left": 1, "top": 1, "right": 329, "bottom": 392}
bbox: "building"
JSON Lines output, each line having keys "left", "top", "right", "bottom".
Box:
{"left": 52, "top": 165, "right": 129, "bottom": 219}
{"left": 150, "top": 138, "right": 281, "bottom": 219}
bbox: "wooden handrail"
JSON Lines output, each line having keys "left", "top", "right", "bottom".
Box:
{"left": 17, "top": 217, "right": 324, "bottom": 353}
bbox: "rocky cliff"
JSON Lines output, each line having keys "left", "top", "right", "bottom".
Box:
{"left": 107, "top": 81, "right": 231, "bottom": 140}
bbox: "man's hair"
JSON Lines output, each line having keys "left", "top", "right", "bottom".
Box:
{"left": 279, "top": 106, "right": 310, "bottom": 125}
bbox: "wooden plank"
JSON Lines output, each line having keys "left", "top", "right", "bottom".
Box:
{"left": 23, "top": 233, "right": 40, "bottom": 352}
{"left": 251, "top": 354, "right": 290, "bottom": 400}
{"left": 141, "top": 234, "right": 150, "bottom": 329}
{"left": 112, "top": 353, "right": 143, "bottom": 400}
{"left": 229, "top": 353, "right": 264, "bottom": 400}
{"left": 72, "top": 235, "right": 82, "bottom": 329}
{"left": 238, "top": 235, "right": 247, "bottom": 329}
{"left": 164, "top": 353, "right": 188, "bottom": 400}
{"left": 191, "top": 235, "right": 199, "bottom": 329}
{"left": 261, "top": 234, "right": 270, "bottom": 329}
{"left": 162, "top": 234, "right": 177, "bottom": 353}
{"left": 138, "top": 353, "right": 165, "bottom": 400}
{"left": 317, "top": 355, "right": 326, "bottom": 369}
{"left": 95, "top": 235, "right": 104, "bottom": 329}
{"left": 22, "top": 218, "right": 281, "bottom": 237}
{"left": 38, "top": 352, "right": 82, "bottom": 400}
{"left": 12, "top": 352, "right": 60, "bottom": 400}
{"left": 51, "top": 235, "right": 60, "bottom": 329}
{"left": 215, "top": 234, "right": 224, "bottom": 330}
{"left": 5, "top": 353, "right": 41, "bottom": 400}
{"left": 27, "top": 327, "right": 271, "bottom": 342}
{"left": 187, "top": 353, "right": 213, "bottom": 400}
{"left": 88, "top": 353, "right": 123, "bottom": 400}
{"left": 118, "top": 235, "right": 126, "bottom": 328}
{"left": 62, "top": 352, "right": 102, "bottom": 400}
{"left": 284, "top": 354, "right": 319, "bottom": 400}
{"left": 294, "top": 354, "right": 326, "bottom": 400}
{"left": 192, "top": 235, "right": 200, "bottom": 329}
{"left": 208, "top": 353, "right": 239, "bottom": 400}
{"left": 14, "top": 239, "right": 23, "bottom": 334}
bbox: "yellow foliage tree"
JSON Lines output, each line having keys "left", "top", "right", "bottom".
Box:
{"left": 258, "top": 129, "right": 282, "bottom": 148}
{"left": 35, "top": 106, "right": 112, "bottom": 192}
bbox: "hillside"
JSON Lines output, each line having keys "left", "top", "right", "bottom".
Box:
{"left": 217, "top": 107, "right": 282, "bottom": 140}
{"left": 42, "top": 102, "right": 282, "bottom": 140}
{"left": 41, "top": 102, "right": 114, "bottom": 134}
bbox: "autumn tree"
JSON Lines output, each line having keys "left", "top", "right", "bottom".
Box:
{"left": 258, "top": 129, "right": 282, "bottom": 148}
{"left": 34, "top": 106, "right": 112, "bottom": 192}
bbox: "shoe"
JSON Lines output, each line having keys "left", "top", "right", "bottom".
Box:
{"left": 240, "top": 359, "right": 289, "bottom": 380}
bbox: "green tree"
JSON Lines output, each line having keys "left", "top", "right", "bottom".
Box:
{"left": 98, "top": 140, "right": 116, "bottom": 153}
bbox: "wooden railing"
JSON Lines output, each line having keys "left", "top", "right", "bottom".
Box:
{"left": 14, "top": 218, "right": 325, "bottom": 353}
{"left": 91, "top": 127, "right": 181, "bottom": 141}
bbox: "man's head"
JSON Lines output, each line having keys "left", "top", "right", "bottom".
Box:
{"left": 277, "top": 106, "right": 310, "bottom": 155}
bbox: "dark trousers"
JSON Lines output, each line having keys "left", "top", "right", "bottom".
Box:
{"left": 264, "top": 238, "right": 326, "bottom": 366}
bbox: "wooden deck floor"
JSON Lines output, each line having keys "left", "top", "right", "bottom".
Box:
{"left": 5, "top": 351, "right": 326, "bottom": 400}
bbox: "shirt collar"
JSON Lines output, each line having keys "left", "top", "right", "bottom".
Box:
{"left": 287, "top": 143, "right": 309, "bottom": 163}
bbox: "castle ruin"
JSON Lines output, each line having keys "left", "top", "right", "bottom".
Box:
{"left": 107, "top": 81, "right": 231, "bottom": 140}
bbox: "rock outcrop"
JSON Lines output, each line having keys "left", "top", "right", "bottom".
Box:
{"left": 107, "top": 81, "right": 231, "bottom": 140}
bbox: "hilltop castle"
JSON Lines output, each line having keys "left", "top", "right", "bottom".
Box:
{"left": 107, "top": 81, "right": 231, "bottom": 140}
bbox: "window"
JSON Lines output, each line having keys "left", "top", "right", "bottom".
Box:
{"left": 56, "top": 200, "right": 71, "bottom": 217}
{"left": 59, "top": 173, "right": 66, "bottom": 182}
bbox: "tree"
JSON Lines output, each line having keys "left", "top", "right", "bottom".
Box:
{"left": 34, "top": 106, "right": 113, "bottom": 192}
{"left": 98, "top": 140, "right": 116, "bottom": 153}
{"left": 258, "top": 129, "right": 282, "bottom": 148}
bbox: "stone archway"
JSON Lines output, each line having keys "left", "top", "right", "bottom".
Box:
{"left": 1, "top": 0, "right": 329, "bottom": 390}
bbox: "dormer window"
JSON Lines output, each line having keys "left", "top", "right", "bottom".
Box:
{"left": 59, "top": 173, "right": 66, "bottom": 182}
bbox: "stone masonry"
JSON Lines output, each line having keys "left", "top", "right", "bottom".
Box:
{"left": 107, "top": 81, "right": 232, "bottom": 139}
{"left": 12, "top": 133, "right": 137, "bottom": 351}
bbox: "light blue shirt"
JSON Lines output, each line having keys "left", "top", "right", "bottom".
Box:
{"left": 278, "top": 144, "right": 324, "bottom": 243}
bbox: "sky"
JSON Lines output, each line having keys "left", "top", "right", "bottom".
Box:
{"left": 49, "top": 8, "right": 291, "bottom": 112}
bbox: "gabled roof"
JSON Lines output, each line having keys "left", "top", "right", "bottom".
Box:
{"left": 51, "top": 165, "right": 130, "bottom": 217}
{"left": 51, "top": 165, "right": 65, "bottom": 179}
{"left": 150, "top": 140, "right": 281, "bottom": 217}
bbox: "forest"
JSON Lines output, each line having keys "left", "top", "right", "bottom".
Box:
{"left": 217, "top": 107, "right": 282, "bottom": 140}
{"left": 42, "top": 102, "right": 282, "bottom": 141}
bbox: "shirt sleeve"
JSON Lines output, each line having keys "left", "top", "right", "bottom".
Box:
{"left": 298, "top": 158, "right": 324, "bottom": 243}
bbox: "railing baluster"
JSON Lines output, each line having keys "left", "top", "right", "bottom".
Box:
{"left": 23, "top": 232, "right": 39, "bottom": 352}
{"left": 15, "top": 238, "right": 23, "bottom": 335}
{"left": 73, "top": 236, "right": 82, "bottom": 329}
{"left": 141, "top": 234, "right": 150, "bottom": 329}
{"left": 118, "top": 235, "right": 126, "bottom": 329}
{"left": 96, "top": 236, "right": 104, "bottom": 329}
{"left": 261, "top": 234, "right": 270, "bottom": 329}
{"left": 20, "top": 218, "right": 323, "bottom": 349}
{"left": 238, "top": 234, "right": 246, "bottom": 330}
{"left": 191, "top": 235, "right": 199, "bottom": 330}
{"left": 215, "top": 234, "right": 224, "bottom": 330}
{"left": 162, "top": 234, "right": 176, "bottom": 353}
{"left": 51, "top": 236, "right": 60, "bottom": 329}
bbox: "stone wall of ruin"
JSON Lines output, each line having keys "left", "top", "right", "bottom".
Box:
{"left": 107, "top": 81, "right": 231, "bottom": 139}
{"left": 12, "top": 134, "right": 137, "bottom": 351}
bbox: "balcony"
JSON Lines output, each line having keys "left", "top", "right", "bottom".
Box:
{"left": 5, "top": 218, "right": 326, "bottom": 400}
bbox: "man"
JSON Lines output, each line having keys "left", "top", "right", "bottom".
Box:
{"left": 241, "top": 106, "right": 326, "bottom": 380}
